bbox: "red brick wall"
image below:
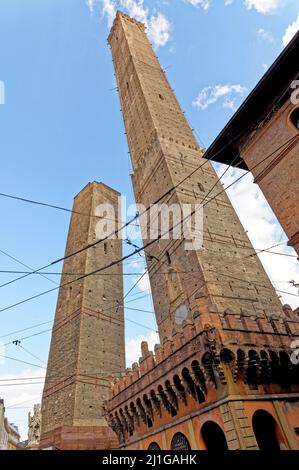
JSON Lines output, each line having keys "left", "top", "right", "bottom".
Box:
{"left": 241, "top": 101, "right": 299, "bottom": 255}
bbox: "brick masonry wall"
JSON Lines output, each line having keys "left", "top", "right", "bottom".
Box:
{"left": 240, "top": 100, "right": 299, "bottom": 256}
{"left": 107, "top": 311, "right": 299, "bottom": 449}
{"left": 109, "top": 12, "right": 283, "bottom": 342}
{"left": 41, "top": 182, "right": 125, "bottom": 440}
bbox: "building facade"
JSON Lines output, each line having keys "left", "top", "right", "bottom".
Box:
{"left": 107, "top": 12, "right": 299, "bottom": 450}
{"left": 204, "top": 31, "right": 299, "bottom": 258}
{"left": 4, "top": 421, "right": 21, "bottom": 450}
{"left": 40, "top": 182, "right": 125, "bottom": 450}
{"left": 0, "top": 399, "right": 8, "bottom": 450}
{"left": 0, "top": 401, "right": 21, "bottom": 451}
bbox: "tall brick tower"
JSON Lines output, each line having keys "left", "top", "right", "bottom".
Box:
{"left": 40, "top": 182, "right": 125, "bottom": 450}
{"left": 107, "top": 13, "right": 299, "bottom": 451}
{"left": 108, "top": 12, "right": 283, "bottom": 342}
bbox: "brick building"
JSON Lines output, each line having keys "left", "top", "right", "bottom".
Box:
{"left": 0, "top": 399, "right": 7, "bottom": 450}
{"left": 106, "top": 12, "right": 299, "bottom": 450}
{"left": 0, "top": 399, "right": 21, "bottom": 450}
{"left": 40, "top": 182, "right": 125, "bottom": 450}
{"left": 4, "top": 421, "right": 21, "bottom": 450}
{"left": 204, "top": 31, "right": 299, "bottom": 258}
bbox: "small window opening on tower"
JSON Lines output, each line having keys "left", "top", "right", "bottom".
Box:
{"left": 67, "top": 286, "right": 72, "bottom": 301}
{"left": 198, "top": 183, "right": 204, "bottom": 192}
{"left": 104, "top": 242, "right": 108, "bottom": 254}
{"left": 158, "top": 93, "right": 164, "bottom": 101}
{"left": 166, "top": 251, "right": 171, "bottom": 265}
{"left": 290, "top": 108, "right": 299, "bottom": 130}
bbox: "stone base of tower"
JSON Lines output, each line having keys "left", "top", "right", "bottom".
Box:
{"left": 39, "top": 425, "right": 119, "bottom": 450}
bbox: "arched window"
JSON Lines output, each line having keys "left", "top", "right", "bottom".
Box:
{"left": 201, "top": 421, "right": 228, "bottom": 451}
{"left": 198, "top": 183, "right": 204, "bottom": 192}
{"left": 252, "top": 410, "right": 280, "bottom": 450}
{"left": 171, "top": 432, "right": 191, "bottom": 450}
{"left": 148, "top": 442, "right": 161, "bottom": 450}
{"left": 290, "top": 108, "right": 299, "bottom": 130}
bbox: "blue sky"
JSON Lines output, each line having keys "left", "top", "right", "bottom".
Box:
{"left": 0, "top": 0, "right": 298, "bottom": 439}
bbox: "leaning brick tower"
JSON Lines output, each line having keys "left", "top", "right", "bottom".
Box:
{"left": 40, "top": 182, "right": 125, "bottom": 450}
{"left": 108, "top": 12, "right": 283, "bottom": 340}
{"left": 107, "top": 12, "right": 299, "bottom": 450}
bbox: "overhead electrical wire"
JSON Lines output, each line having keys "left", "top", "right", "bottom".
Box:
{"left": 14, "top": 344, "right": 47, "bottom": 366}
{"left": 79, "top": 138, "right": 299, "bottom": 337}
{"left": 0, "top": 248, "right": 58, "bottom": 286}
{"left": 0, "top": 150, "right": 295, "bottom": 394}
{"left": 0, "top": 246, "right": 295, "bottom": 278}
{"left": 0, "top": 99, "right": 298, "bottom": 386}
{"left": 1, "top": 116, "right": 290, "bottom": 292}
{"left": 1, "top": 357, "right": 296, "bottom": 392}
{"left": 1, "top": 145, "right": 297, "bottom": 391}
{"left": 0, "top": 353, "right": 46, "bottom": 369}
{"left": 0, "top": 134, "right": 297, "bottom": 318}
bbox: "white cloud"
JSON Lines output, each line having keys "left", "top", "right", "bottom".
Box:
{"left": 185, "top": 0, "right": 211, "bottom": 11}
{"left": 214, "top": 165, "right": 299, "bottom": 309}
{"left": 222, "top": 96, "right": 237, "bottom": 111}
{"left": 87, "top": 0, "right": 171, "bottom": 48}
{"left": 86, "top": 0, "right": 117, "bottom": 26}
{"left": 0, "top": 80, "right": 4, "bottom": 105}
{"left": 133, "top": 268, "right": 151, "bottom": 292}
{"left": 126, "top": 331, "right": 159, "bottom": 366}
{"left": 102, "top": 0, "right": 117, "bottom": 26}
{"left": 120, "top": 0, "right": 148, "bottom": 23}
{"left": 244, "top": 0, "right": 285, "bottom": 14}
{"left": 130, "top": 259, "right": 144, "bottom": 269}
{"left": 229, "top": 0, "right": 291, "bottom": 13}
{"left": 262, "top": 63, "right": 269, "bottom": 71}
{"left": 257, "top": 27, "right": 274, "bottom": 43}
{"left": 193, "top": 84, "right": 246, "bottom": 110}
{"left": 121, "top": 1, "right": 171, "bottom": 49}
{"left": 0, "top": 341, "right": 5, "bottom": 365}
{"left": 282, "top": 13, "right": 299, "bottom": 47}
{"left": 0, "top": 369, "right": 44, "bottom": 441}
{"left": 147, "top": 12, "right": 171, "bottom": 48}
{"left": 86, "top": 0, "right": 96, "bottom": 13}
